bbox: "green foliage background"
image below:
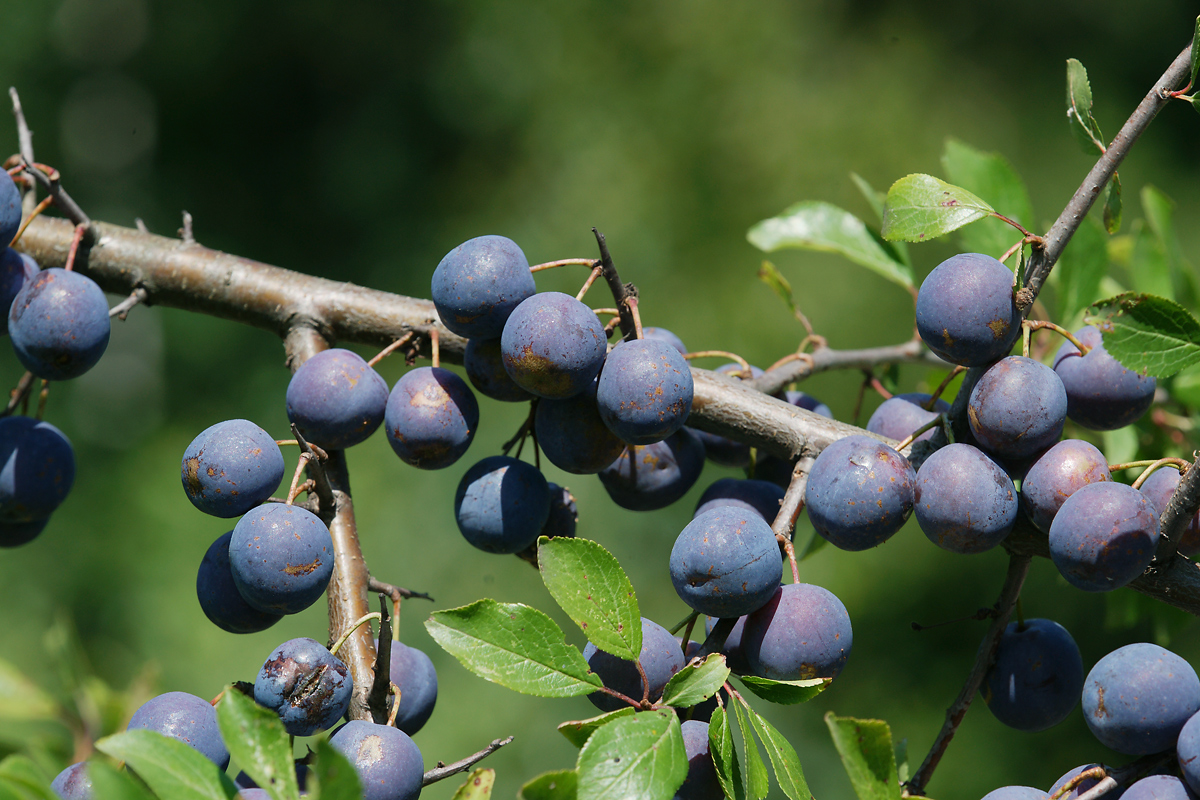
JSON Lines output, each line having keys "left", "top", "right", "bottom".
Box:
{"left": 0, "top": 1, "right": 1198, "bottom": 798}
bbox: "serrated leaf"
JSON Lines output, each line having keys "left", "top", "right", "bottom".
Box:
{"left": 558, "top": 709, "right": 637, "bottom": 749}
{"left": 1066, "top": 58, "right": 1105, "bottom": 155}
{"left": 737, "top": 702, "right": 812, "bottom": 800}
{"left": 216, "top": 688, "right": 298, "bottom": 800}
{"left": 1104, "top": 174, "right": 1123, "bottom": 234}
{"left": 709, "top": 706, "right": 744, "bottom": 800}
{"left": 1182, "top": 93, "right": 1200, "bottom": 115}
{"left": 95, "top": 730, "right": 239, "bottom": 800}
{"left": 0, "top": 659, "right": 59, "bottom": 722}
{"left": 520, "top": 771, "right": 578, "bottom": 800}
{"left": 1056, "top": 216, "right": 1109, "bottom": 322}
{"left": 758, "top": 261, "right": 797, "bottom": 316}
{"left": 538, "top": 537, "right": 641, "bottom": 661}
{"left": 729, "top": 695, "right": 768, "bottom": 800}
{"left": 576, "top": 710, "right": 686, "bottom": 800}
{"left": 0, "top": 756, "right": 53, "bottom": 800}
{"left": 850, "top": 175, "right": 912, "bottom": 269}
{"left": 661, "top": 654, "right": 729, "bottom": 710}
{"left": 880, "top": 174, "right": 994, "bottom": 244}
{"left": 1085, "top": 293, "right": 1200, "bottom": 378}
{"left": 88, "top": 761, "right": 157, "bottom": 800}
{"left": 824, "top": 714, "right": 901, "bottom": 800}
{"left": 307, "top": 739, "right": 362, "bottom": 800}
{"left": 426, "top": 600, "right": 603, "bottom": 697}
{"left": 749, "top": 201, "right": 913, "bottom": 288}
{"left": 941, "top": 139, "right": 1035, "bottom": 259}
{"left": 737, "top": 675, "right": 830, "bottom": 706}
{"left": 449, "top": 768, "right": 495, "bottom": 800}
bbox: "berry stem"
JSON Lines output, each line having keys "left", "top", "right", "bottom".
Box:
{"left": 924, "top": 366, "right": 966, "bottom": 411}
{"left": 63, "top": 223, "right": 87, "bottom": 272}
{"left": 9, "top": 194, "right": 52, "bottom": 247}
{"left": 529, "top": 258, "right": 598, "bottom": 273}
{"left": 1023, "top": 320, "right": 1091, "bottom": 356}
{"left": 108, "top": 287, "right": 148, "bottom": 321}
{"left": 684, "top": 350, "right": 753, "bottom": 378}
{"left": 1126, "top": 458, "right": 1189, "bottom": 489}
{"left": 626, "top": 295, "right": 644, "bottom": 340}
{"left": 575, "top": 264, "right": 603, "bottom": 302}
{"left": 1, "top": 372, "right": 35, "bottom": 419}
{"left": 764, "top": 350, "right": 815, "bottom": 376}
{"left": 893, "top": 414, "right": 944, "bottom": 452}
{"left": 367, "top": 331, "right": 416, "bottom": 368}
{"left": 330, "top": 612, "right": 382, "bottom": 657}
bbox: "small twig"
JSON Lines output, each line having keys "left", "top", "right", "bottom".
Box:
{"left": 998, "top": 238, "right": 1026, "bottom": 264}
{"left": 625, "top": 296, "right": 644, "bottom": 340}
{"left": 290, "top": 423, "right": 335, "bottom": 518}
{"left": 1130, "top": 457, "right": 1189, "bottom": 490}
{"left": 924, "top": 366, "right": 966, "bottom": 410}
{"left": 529, "top": 258, "right": 598, "bottom": 273}
{"left": 8, "top": 88, "right": 36, "bottom": 217}
{"left": 20, "top": 160, "right": 89, "bottom": 226}
{"left": 368, "top": 595, "right": 393, "bottom": 723}
{"left": 893, "top": 415, "right": 945, "bottom": 452}
{"left": 669, "top": 609, "right": 701, "bottom": 636}
{"left": 991, "top": 212, "right": 1039, "bottom": 240}
{"left": 772, "top": 457, "right": 813, "bottom": 545}
{"left": 1024, "top": 320, "right": 1090, "bottom": 355}
{"left": 1156, "top": 449, "right": 1200, "bottom": 562}
{"left": 591, "top": 307, "right": 620, "bottom": 317}
{"left": 576, "top": 264, "right": 603, "bottom": 301}
{"left": 386, "top": 683, "right": 402, "bottom": 727}
{"left": 501, "top": 403, "right": 537, "bottom": 456}
{"left": 430, "top": 327, "right": 440, "bottom": 369}
{"left": 285, "top": 454, "right": 314, "bottom": 506}
{"left": 35, "top": 380, "right": 49, "bottom": 420}
{"left": 2, "top": 372, "right": 35, "bottom": 418}
{"left": 696, "top": 617, "right": 736, "bottom": 660}
{"left": 63, "top": 223, "right": 87, "bottom": 272}
{"left": 134, "top": 218, "right": 148, "bottom": 234}
{"left": 179, "top": 211, "right": 195, "bottom": 244}
{"left": 368, "top": 575, "right": 435, "bottom": 603}
{"left": 422, "top": 736, "right": 516, "bottom": 786}
{"left": 684, "top": 350, "right": 752, "bottom": 378}
{"left": 10, "top": 195, "right": 52, "bottom": 246}
{"left": 1049, "top": 766, "right": 1109, "bottom": 800}
{"left": 867, "top": 374, "right": 893, "bottom": 401}
{"left": 329, "top": 612, "right": 382, "bottom": 657}
{"left": 367, "top": 331, "right": 415, "bottom": 368}
{"left": 680, "top": 614, "right": 699, "bottom": 652}
{"left": 108, "top": 287, "right": 148, "bottom": 320}
{"left": 635, "top": 659, "right": 652, "bottom": 707}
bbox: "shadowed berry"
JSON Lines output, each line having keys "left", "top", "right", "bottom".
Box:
{"left": 1177, "top": 711, "right": 1200, "bottom": 794}
{"left": 51, "top": 763, "right": 92, "bottom": 800}
{"left": 536, "top": 382, "right": 626, "bottom": 474}
{"left": 129, "top": 692, "right": 230, "bottom": 769}
{"left": 541, "top": 484, "right": 578, "bottom": 539}
{"left": 254, "top": 637, "right": 352, "bottom": 736}
{"left": 329, "top": 720, "right": 424, "bottom": 800}
{"left": 286, "top": 348, "right": 388, "bottom": 449}
{"left": 704, "top": 615, "right": 750, "bottom": 674}
{"left": 229, "top": 504, "right": 334, "bottom": 614}
{"left": 805, "top": 435, "right": 915, "bottom": 551}
{"left": 464, "top": 337, "right": 533, "bottom": 402}
{"left": 431, "top": 235, "right": 535, "bottom": 339}
{"left": 1020, "top": 440, "right": 1111, "bottom": 533}
{"left": 598, "top": 428, "right": 706, "bottom": 511}
{"left": 914, "top": 443, "right": 1017, "bottom": 554}
{"left": 0, "top": 416, "right": 74, "bottom": 523}
{"left": 180, "top": 419, "right": 284, "bottom": 519}
{"left": 501, "top": 292, "right": 608, "bottom": 399}
{"left": 0, "top": 171, "right": 20, "bottom": 246}
{"left": 385, "top": 366, "right": 479, "bottom": 470}
{"left": 694, "top": 478, "right": 785, "bottom": 523}
{"left": 742, "top": 583, "right": 852, "bottom": 681}
{"left": 982, "top": 618, "right": 1083, "bottom": 732}
{"left": 197, "top": 531, "right": 283, "bottom": 634}
{"left": 584, "top": 618, "right": 685, "bottom": 712}
{"left": 675, "top": 720, "right": 723, "bottom": 800}
{"left": 1138, "top": 468, "right": 1200, "bottom": 557}
{"left": 1053, "top": 325, "right": 1156, "bottom": 431}
{"left": 0, "top": 517, "right": 48, "bottom": 547}
{"left": 670, "top": 507, "right": 782, "bottom": 618}
{"left": 596, "top": 338, "right": 694, "bottom": 445}
{"left": 968, "top": 356, "right": 1067, "bottom": 461}
{"left": 454, "top": 455, "right": 550, "bottom": 554}
{"left": 866, "top": 393, "right": 948, "bottom": 444}
{"left": 375, "top": 639, "right": 439, "bottom": 736}
{"left": 1049, "top": 482, "right": 1159, "bottom": 592}
{"left": 915, "top": 253, "right": 1021, "bottom": 366}
{"left": 9, "top": 268, "right": 110, "bottom": 380}
{"left": 0, "top": 247, "right": 37, "bottom": 336}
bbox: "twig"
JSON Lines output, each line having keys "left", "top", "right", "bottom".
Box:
{"left": 430, "top": 327, "right": 440, "bottom": 368}
{"left": 8, "top": 88, "right": 35, "bottom": 217}
{"left": 179, "top": 211, "right": 195, "bottom": 244}
{"left": 592, "top": 228, "right": 638, "bottom": 340}
{"left": 905, "top": 554, "right": 1032, "bottom": 797}
{"left": 20, "top": 160, "right": 89, "bottom": 226}
{"left": 2, "top": 372, "right": 35, "bottom": 418}
{"left": 749, "top": 337, "right": 940, "bottom": 397}
{"left": 422, "top": 736, "right": 516, "bottom": 786}
{"left": 576, "top": 264, "right": 603, "bottom": 302}
{"left": 684, "top": 350, "right": 752, "bottom": 377}
{"left": 924, "top": 366, "right": 966, "bottom": 410}
{"left": 773, "top": 457, "right": 813, "bottom": 583}
{"left": 529, "top": 258, "right": 597, "bottom": 272}
{"left": 367, "top": 331, "right": 415, "bottom": 368}
{"left": 368, "top": 576, "right": 435, "bottom": 603}
{"left": 108, "top": 287, "right": 148, "bottom": 320}
{"left": 10, "top": 195, "right": 52, "bottom": 246}
{"left": 63, "top": 224, "right": 87, "bottom": 272}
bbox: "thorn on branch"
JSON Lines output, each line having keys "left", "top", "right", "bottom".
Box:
{"left": 368, "top": 575, "right": 434, "bottom": 603}
{"left": 179, "top": 210, "right": 195, "bottom": 244}
{"left": 109, "top": 287, "right": 149, "bottom": 320}
{"left": 368, "top": 594, "right": 394, "bottom": 723}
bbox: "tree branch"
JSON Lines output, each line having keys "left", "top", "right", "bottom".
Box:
{"left": 748, "top": 337, "right": 942, "bottom": 397}
{"left": 422, "top": 736, "right": 515, "bottom": 786}
{"left": 1155, "top": 454, "right": 1200, "bottom": 561}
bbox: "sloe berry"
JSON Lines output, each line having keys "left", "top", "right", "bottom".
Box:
{"left": 596, "top": 338, "right": 693, "bottom": 445}
{"left": 669, "top": 507, "right": 782, "bottom": 618}
{"left": 598, "top": 428, "right": 706, "bottom": 511}
{"left": 254, "top": 637, "right": 352, "bottom": 736}
{"left": 915, "top": 253, "right": 1021, "bottom": 366}
{"left": 968, "top": 356, "right": 1067, "bottom": 461}
{"left": 1048, "top": 482, "right": 1158, "bottom": 592}
{"left": 454, "top": 455, "right": 550, "bottom": 554}
{"left": 0, "top": 415, "right": 74, "bottom": 523}
{"left": 286, "top": 348, "right": 388, "bottom": 449}
{"left": 1054, "top": 325, "right": 1156, "bottom": 431}
{"left": 431, "top": 235, "right": 535, "bottom": 339}
{"left": 804, "top": 435, "right": 915, "bottom": 551}
{"left": 501, "top": 292, "right": 608, "bottom": 399}
{"left": 982, "top": 618, "right": 1083, "bottom": 732}
{"left": 181, "top": 419, "right": 285, "bottom": 519}
{"left": 196, "top": 531, "right": 283, "bottom": 634}
{"left": 385, "top": 366, "right": 479, "bottom": 470}
{"left": 229, "top": 503, "right": 334, "bottom": 614}
{"left": 742, "top": 583, "right": 852, "bottom": 681}
{"left": 128, "top": 692, "right": 230, "bottom": 769}
{"left": 9, "top": 268, "right": 111, "bottom": 380}
{"left": 584, "top": 617, "right": 685, "bottom": 712}
{"left": 914, "top": 443, "right": 1017, "bottom": 554}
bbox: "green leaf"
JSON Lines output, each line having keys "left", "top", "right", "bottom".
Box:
{"left": 941, "top": 139, "right": 1035, "bottom": 259}
{"left": 449, "top": 768, "right": 495, "bottom": 800}
{"left": 95, "top": 730, "right": 239, "bottom": 800}
{"left": 558, "top": 709, "right": 638, "bottom": 749}
{"left": 1172, "top": 363, "right": 1200, "bottom": 406}
{"left": 0, "top": 659, "right": 59, "bottom": 723}
{"left": 1101, "top": 426, "right": 1140, "bottom": 470}
{"left": 537, "top": 537, "right": 641, "bottom": 661}
{"left": 1056, "top": 216, "right": 1109, "bottom": 322}
{"left": 850, "top": 174, "right": 912, "bottom": 269}
{"left": 758, "top": 261, "right": 798, "bottom": 318}
{"left": 1066, "top": 58, "right": 1105, "bottom": 155}
{"left": 1085, "top": 293, "right": 1200, "bottom": 378}
{"left": 737, "top": 703, "right": 812, "bottom": 800}
{"left": 880, "top": 174, "right": 994, "bottom": 244}
{"left": 709, "top": 706, "right": 744, "bottom": 800}
{"left": 0, "top": 757, "right": 53, "bottom": 800}
{"left": 661, "top": 654, "right": 730, "bottom": 710}
{"left": 825, "top": 714, "right": 901, "bottom": 800}
{"left": 1138, "top": 186, "right": 1197, "bottom": 307}
{"left": 520, "top": 771, "right": 578, "bottom": 800}
{"left": 1103, "top": 174, "right": 1123, "bottom": 234}
{"left": 576, "top": 710, "right": 687, "bottom": 800}
{"left": 737, "top": 675, "right": 830, "bottom": 705}
{"left": 88, "top": 762, "right": 156, "bottom": 800}
{"left": 748, "top": 201, "right": 913, "bottom": 289}
{"left": 894, "top": 740, "right": 909, "bottom": 786}
{"left": 426, "top": 600, "right": 603, "bottom": 697}
{"left": 729, "top": 696, "right": 769, "bottom": 800}
{"left": 215, "top": 687, "right": 298, "bottom": 800}
{"left": 1190, "top": 16, "right": 1200, "bottom": 92}
{"left": 307, "top": 739, "right": 362, "bottom": 800}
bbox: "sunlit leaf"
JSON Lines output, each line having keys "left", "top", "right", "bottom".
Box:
{"left": 941, "top": 139, "right": 1035, "bottom": 259}
{"left": 520, "top": 771, "right": 578, "bottom": 800}
{"left": 1066, "top": 58, "right": 1105, "bottom": 155}
{"left": 96, "top": 730, "right": 239, "bottom": 800}
{"left": 450, "top": 768, "right": 495, "bottom": 800}
{"left": 576, "top": 710, "right": 686, "bottom": 800}
{"left": 736, "top": 701, "right": 812, "bottom": 800}
{"left": 558, "top": 709, "right": 637, "bottom": 749}
{"left": 215, "top": 688, "right": 298, "bottom": 800}
{"left": 1103, "top": 174, "right": 1122, "bottom": 234}
{"left": 880, "top": 174, "right": 994, "bottom": 244}
{"left": 709, "top": 707, "right": 744, "bottom": 800}
{"left": 538, "top": 537, "right": 641, "bottom": 661}
{"left": 730, "top": 696, "right": 768, "bottom": 800}
{"left": 307, "top": 739, "right": 363, "bottom": 800}
{"left": 824, "top": 714, "right": 901, "bottom": 800}
{"left": 737, "top": 675, "right": 830, "bottom": 705}
{"left": 1085, "top": 293, "right": 1200, "bottom": 378}
{"left": 661, "top": 654, "right": 729, "bottom": 709}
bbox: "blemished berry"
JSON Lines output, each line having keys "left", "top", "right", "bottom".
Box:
{"left": 9, "top": 268, "right": 111, "bottom": 380}
{"left": 915, "top": 252, "right": 1021, "bottom": 367}
{"left": 1048, "top": 765, "right": 1111, "bottom": 800}
{"left": 1048, "top": 482, "right": 1159, "bottom": 592}
{"left": 866, "top": 393, "right": 948, "bottom": 444}
{"left": 584, "top": 618, "right": 685, "bottom": 712}
{"left": 693, "top": 478, "right": 785, "bottom": 524}
{"left": 0, "top": 170, "right": 20, "bottom": 246}
{"left": 50, "top": 762, "right": 92, "bottom": 800}
{"left": 0, "top": 247, "right": 37, "bottom": 336}
{"left": 375, "top": 639, "right": 439, "bottom": 736}
{"left": 464, "top": 337, "right": 533, "bottom": 402}
{"left": 431, "top": 234, "right": 535, "bottom": 339}
{"left": 642, "top": 326, "right": 687, "bottom": 355}
{"left": 541, "top": 483, "right": 578, "bottom": 539}
{"left": 1020, "top": 440, "right": 1111, "bottom": 534}
{"left": 1139, "top": 468, "right": 1200, "bottom": 558}
{"left": 286, "top": 348, "right": 388, "bottom": 449}
{"left": 1178, "top": 711, "right": 1200, "bottom": 794}
{"left": 704, "top": 615, "right": 750, "bottom": 674}
{"left": 669, "top": 507, "right": 782, "bottom": 618}
{"left": 1123, "top": 776, "right": 1197, "bottom": 800}
{"left": 1081, "top": 642, "right": 1200, "bottom": 755}
{"left": 196, "top": 531, "right": 283, "bottom": 634}
{"left": 980, "top": 788, "right": 1047, "bottom": 800}
{"left": 804, "top": 434, "right": 915, "bottom": 551}
{"left": 742, "top": 583, "right": 852, "bottom": 681}
{"left": 180, "top": 419, "right": 285, "bottom": 519}
{"left": 229, "top": 503, "right": 334, "bottom": 614}
{"left": 501, "top": 292, "right": 608, "bottom": 399}
{"left": 535, "top": 382, "right": 626, "bottom": 474}
{"left": 385, "top": 366, "right": 479, "bottom": 470}
{"left": 598, "top": 428, "right": 706, "bottom": 511}
{"left": 1053, "top": 325, "right": 1156, "bottom": 431}
{"left": 454, "top": 455, "right": 550, "bottom": 554}
{"left": 128, "top": 692, "right": 230, "bottom": 769}
{"left": 675, "top": 720, "right": 723, "bottom": 800}
{"left": 0, "top": 517, "right": 48, "bottom": 548}
{"left": 913, "top": 443, "right": 1017, "bottom": 554}
{"left": 254, "top": 637, "right": 352, "bottom": 736}
{"left": 328, "top": 720, "right": 424, "bottom": 800}
{"left": 981, "top": 618, "right": 1083, "bottom": 732}
{"left": 596, "top": 338, "right": 694, "bottom": 445}
{"left": 968, "top": 356, "right": 1068, "bottom": 461}
{"left": 0, "top": 415, "right": 75, "bottom": 523}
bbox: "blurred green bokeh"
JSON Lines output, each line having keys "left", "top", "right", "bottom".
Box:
{"left": 1, "top": 1, "right": 1198, "bottom": 797}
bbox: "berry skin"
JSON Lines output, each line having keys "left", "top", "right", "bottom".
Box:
{"left": 196, "top": 531, "right": 283, "bottom": 634}
{"left": 1138, "top": 468, "right": 1200, "bottom": 558}
{"left": 913, "top": 443, "right": 1017, "bottom": 554}
{"left": 968, "top": 356, "right": 1068, "bottom": 462}
{"left": 693, "top": 478, "right": 785, "bottom": 524}
{"left": 0, "top": 416, "right": 75, "bottom": 523}
{"left": 328, "top": 720, "right": 424, "bottom": 800}
{"left": 541, "top": 483, "right": 578, "bottom": 539}
{"left": 1053, "top": 325, "right": 1156, "bottom": 431}
{"left": 1048, "top": 482, "right": 1159, "bottom": 592}
{"left": 742, "top": 583, "right": 852, "bottom": 681}
{"left": 128, "top": 692, "right": 230, "bottom": 770}
{"left": 463, "top": 337, "right": 533, "bottom": 402}
{"left": 229, "top": 504, "right": 334, "bottom": 614}
{"left": 1178, "top": 711, "right": 1200, "bottom": 795}
{"left": 981, "top": 619, "right": 1083, "bottom": 732}
{"left": 0, "top": 170, "right": 20, "bottom": 246}
{"left": 979, "top": 788, "right": 1046, "bottom": 800}
{"left": 535, "top": 382, "right": 626, "bottom": 474}
{"left": 915, "top": 253, "right": 1022, "bottom": 367}
{"left": 0, "top": 247, "right": 37, "bottom": 336}
{"left": 598, "top": 428, "right": 706, "bottom": 512}
{"left": 866, "top": 393, "right": 948, "bottom": 444}
{"left": 675, "top": 720, "right": 723, "bottom": 800}
{"left": 584, "top": 618, "right": 685, "bottom": 712}
{"left": 385, "top": 366, "right": 479, "bottom": 470}
{"left": 642, "top": 326, "right": 687, "bottom": 355}
{"left": 1020, "top": 440, "right": 1111, "bottom": 534}
{"left": 1123, "top": 776, "right": 1198, "bottom": 800}
{"left": 1081, "top": 642, "right": 1200, "bottom": 755}
{"left": 286, "top": 348, "right": 389, "bottom": 449}
{"left": 669, "top": 507, "right": 782, "bottom": 619}
{"left": 596, "top": 338, "right": 694, "bottom": 445}
{"left": 254, "top": 637, "right": 352, "bottom": 736}
{"left": 454, "top": 456, "right": 550, "bottom": 554}
{"left": 500, "top": 292, "right": 608, "bottom": 399}
{"left": 180, "top": 419, "right": 285, "bottom": 519}
{"left": 0, "top": 517, "right": 48, "bottom": 548}
{"left": 431, "top": 234, "right": 535, "bottom": 339}
{"left": 704, "top": 615, "right": 751, "bottom": 674}
{"left": 50, "top": 763, "right": 92, "bottom": 800}
{"left": 375, "top": 639, "right": 438, "bottom": 736}
{"left": 804, "top": 434, "right": 915, "bottom": 551}
{"left": 9, "top": 268, "right": 111, "bottom": 380}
